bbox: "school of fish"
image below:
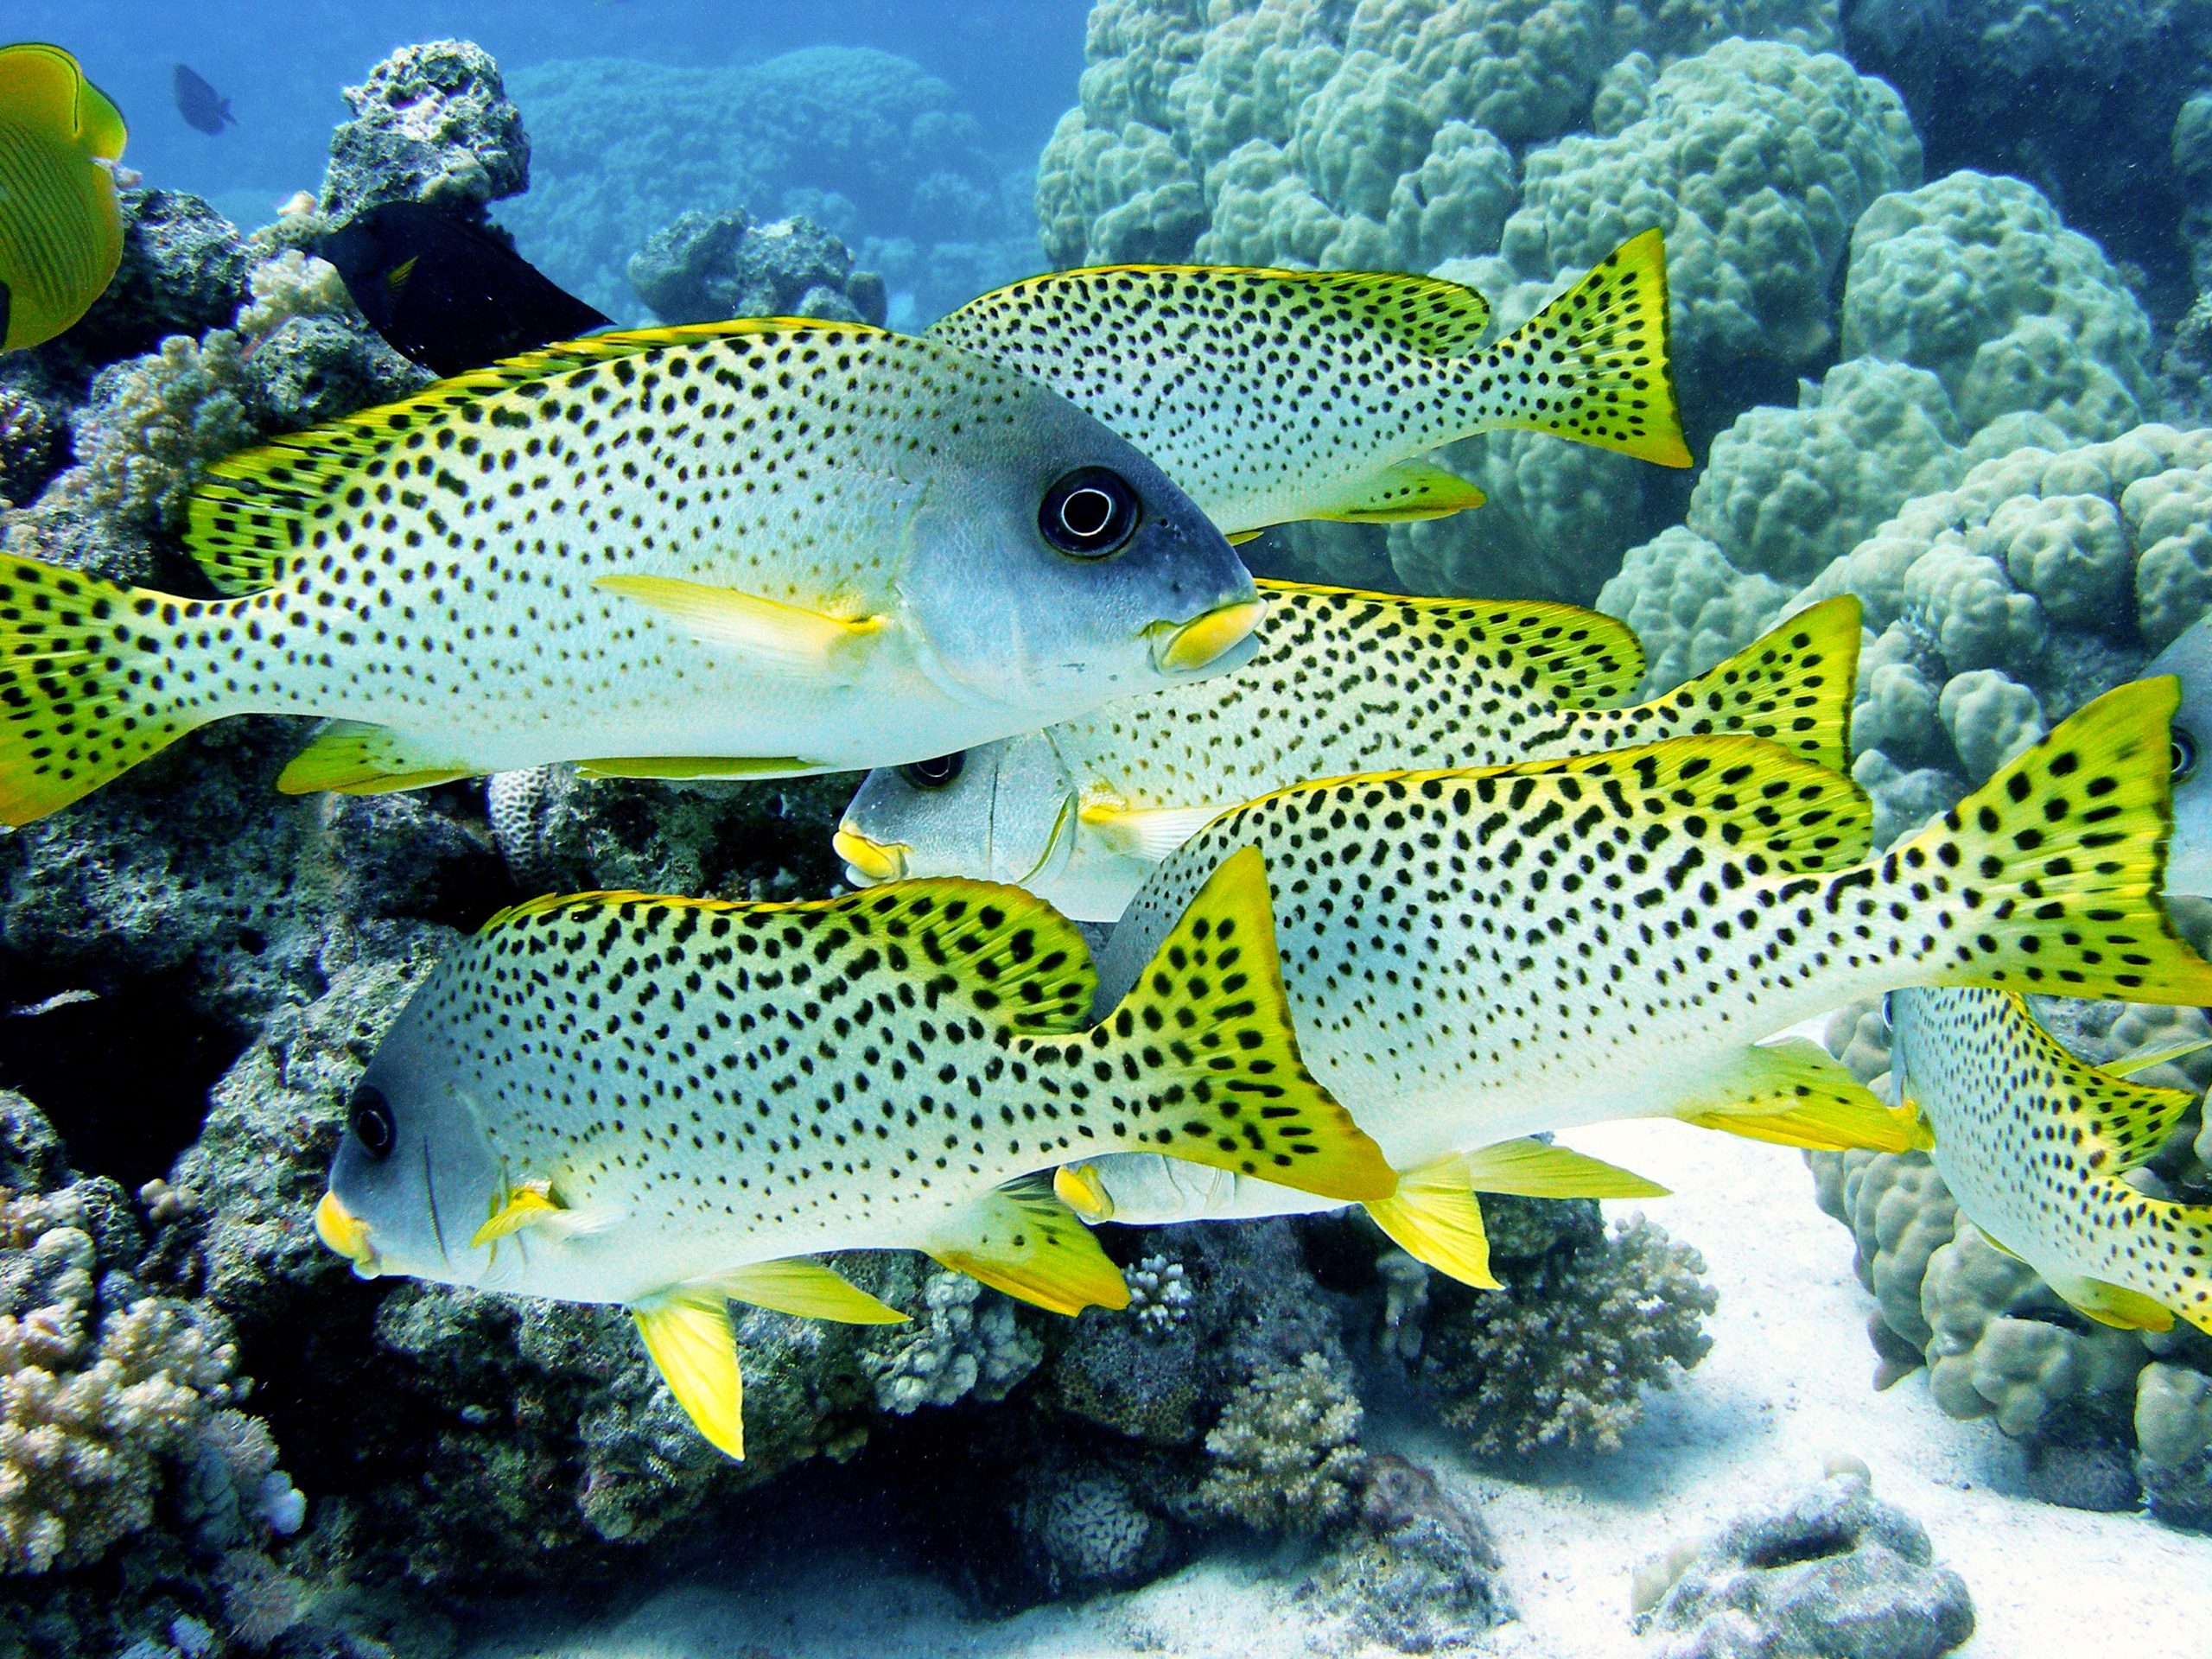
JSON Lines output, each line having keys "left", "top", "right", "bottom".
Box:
{"left": 3, "top": 71, "right": 2208, "bottom": 1464}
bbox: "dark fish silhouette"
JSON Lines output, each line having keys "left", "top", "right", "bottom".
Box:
{"left": 171, "top": 64, "right": 232, "bottom": 135}
{"left": 319, "top": 200, "right": 610, "bottom": 378}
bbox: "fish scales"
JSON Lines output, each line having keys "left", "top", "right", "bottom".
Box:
{"left": 1890, "top": 986, "right": 2212, "bottom": 1335}
{"left": 1081, "top": 678, "right": 2212, "bottom": 1225}
{"left": 837, "top": 586, "right": 1862, "bottom": 919}
{"left": 928, "top": 229, "right": 1689, "bottom": 538}
{"left": 0, "top": 320, "right": 1262, "bottom": 822}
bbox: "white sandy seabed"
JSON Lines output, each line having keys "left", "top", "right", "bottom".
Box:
{"left": 467, "top": 1117, "right": 2212, "bottom": 1659}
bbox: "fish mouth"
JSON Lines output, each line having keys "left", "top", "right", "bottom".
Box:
{"left": 1147, "top": 597, "right": 1268, "bottom": 675}
{"left": 834, "top": 826, "right": 907, "bottom": 885}
{"left": 314, "top": 1190, "right": 382, "bottom": 1280}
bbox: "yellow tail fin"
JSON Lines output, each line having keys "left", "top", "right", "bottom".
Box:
{"left": 1029, "top": 843, "right": 1395, "bottom": 1205}
{"left": 1891, "top": 677, "right": 2212, "bottom": 1006}
{"left": 1570, "top": 595, "right": 1864, "bottom": 783}
{"left": 1469, "top": 227, "right": 1690, "bottom": 467}
{"left": 0, "top": 554, "right": 216, "bottom": 825}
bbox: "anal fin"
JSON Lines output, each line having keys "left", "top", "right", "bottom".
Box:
{"left": 1315, "top": 458, "right": 1485, "bottom": 524}
{"left": 2060, "top": 1276, "right": 2177, "bottom": 1333}
{"left": 922, "top": 1175, "right": 1130, "bottom": 1317}
{"left": 713, "top": 1257, "right": 908, "bottom": 1325}
{"left": 276, "top": 720, "right": 473, "bottom": 796}
{"left": 1676, "top": 1038, "right": 1929, "bottom": 1153}
{"left": 630, "top": 1284, "right": 746, "bottom": 1459}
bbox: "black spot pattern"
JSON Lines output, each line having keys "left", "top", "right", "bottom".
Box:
{"left": 1896, "top": 986, "right": 2212, "bottom": 1335}
{"left": 928, "top": 230, "right": 1685, "bottom": 538}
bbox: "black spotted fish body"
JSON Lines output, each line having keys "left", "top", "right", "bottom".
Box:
{"left": 1889, "top": 986, "right": 2212, "bottom": 1337}
{"left": 316, "top": 853, "right": 1389, "bottom": 1456}
{"left": 927, "top": 229, "right": 1688, "bottom": 539}
{"left": 836, "top": 587, "right": 1864, "bottom": 921}
{"left": 1076, "top": 679, "right": 2212, "bottom": 1236}
{"left": 0, "top": 321, "right": 1263, "bottom": 824}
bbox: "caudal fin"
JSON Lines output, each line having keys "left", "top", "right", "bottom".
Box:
{"left": 1889, "top": 677, "right": 2212, "bottom": 1005}
{"left": 1045, "top": 843, "right": 1396, "bottom": 1205}
{"left": 0, "top": 553, "right": 213, "bottom": 825}
{"left": 1567, "top": 596, "right": 1863, "bottom": 785}
{"left": 1469, "top": 228, "right": 1691, "bottom": 467}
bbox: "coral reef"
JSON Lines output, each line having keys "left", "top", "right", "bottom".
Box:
{"left": 1637, "top": 1470, "right": 1974, "bottom": 1659}
{"left": 1418, "top": 1202, "right": 1717, "bottom": 1456}
{"left": 1191, "top": 1352, "right": 1366, "bottom": 1534}
{"left": 493, "top": 49, "right": 1038, "bottom": 326}
{"left": 627, "top": 209, "right": 888, "bottom": 327}
{"left": 321, "top": 40, "right": 530, "bottom": 221}
{"left": 861, "top": 1270, "right": 1043, "bottom": 1416}
{"left": 1302, "top": 1452, "right": 1508, "bottom": 1651}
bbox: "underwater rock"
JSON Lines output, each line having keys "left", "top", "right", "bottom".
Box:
{"left": 67, "top": 190, "right": 256, "bottom": 365}
{"left": 321, "top": 40, "right": 531, "bottom": 221}
{"left": 1303, "top": 1452, "right": 1509, "bottom": 1652}
{"left": 0, "top": 383, "right": 64, "bottom": 510}
{"left": 626, "top": 209, "right": 888, "bottom": 327}
{"left": 2137, "top": 1360, "right": 2212, "bottom": 1526}
{"left": 1640, "top": 1471, "right": 1974, "bottom": 1659}
{"left": 861, "top": 1269, "right": 1043, "bottom": 1414}
{"left": 1418, "top": 1203, "right": 1716, "bottom": 1457}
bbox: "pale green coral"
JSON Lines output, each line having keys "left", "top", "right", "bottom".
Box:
{"left": 1192, "top": 1352, "right": 1365, "bottom": 1535}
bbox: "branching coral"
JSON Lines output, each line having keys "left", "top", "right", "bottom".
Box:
{"left": 1419, "top": 1211, "right": 1716, "bottom": 1456}
{"left": 859, "top": 1268, "right": 1043, "bottom": 1415}
{"left": 1192, "top": 1351, "right": 1365, "bottom": 1534}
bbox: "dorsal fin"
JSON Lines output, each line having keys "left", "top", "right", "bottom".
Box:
{"left": 932, "top": 264, "right": 1494, "bottom": 359}
{"left": 182, "top": 317, "right": 893, "bottom": 595}
{"left": 1258, "top": 580, "right": 1648, "bottom": 711}
{"left": 476, "top": 879, "right": 1099, "bottom": 1038}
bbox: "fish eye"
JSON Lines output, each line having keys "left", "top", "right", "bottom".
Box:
{"left": 2175, "top": 728, "right": 2199, "bottom": 783}
{"left": 899, "top": 752, "right": 966, "bottom": 790}
{"left": 349, "top": 1085, "right": 396, "bottom": 1161}
{"left": 1039, "top": 467, "right": 1139, "bottom": 559}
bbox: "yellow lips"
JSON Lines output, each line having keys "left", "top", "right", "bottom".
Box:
{"left": 834, "top": 825, "right": 907, "bottom": 884}
{"left": 314, "top": 1190, "right": 380, "bottom": 1277}
{"left": 1149, "top": 596, "right": 1268, "bottom": 674}
{"left": 1053, "top": 1161, "right": 1116, "bottom": 1223}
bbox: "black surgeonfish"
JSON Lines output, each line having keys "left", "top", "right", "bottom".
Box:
{"left": 171, "top": 63, "right": 232, "bottom": 134}
{"left": 0, "top": 42, "right": 127, "bottom": 353}
{"left": 319, "top": 200, "right": 610, "bottom": 376}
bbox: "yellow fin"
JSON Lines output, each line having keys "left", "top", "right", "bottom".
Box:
{"left": 1475, "top": 227, "right": 1691, "bottom": 467}
{"left": 1080, "top": 799, "right": 1229, "bottom": 861}
{"left": 1585, "top": 595, "right": 1864, "bottom": 786}
{"left": 925, "top": 1175, "right": 1130, "bottom": 1317}
{"left": 594, "top": 573, "right": 886, "bottom": 671}
{"left": 1061, "top": 843, "right": 1396, "bottom": 1204}
{"left": 1975, "top": 1224, "right": 2027, "bottom": 1262}
{"left": 0, "top": 47, "right": 125, "bottom": 353}
{"left": 1904, "top": 677, "right": 2212, "bottom": 1006}
{"left": 184, "top": 318, "right": 888, "bottom": 594}
{"left": 1678, "top": 1038, "right": 1927, "bottom": 1153}
{"left": 0, "top": 45, "right": 111, "bottom": 149}
{"left": 1457, "top": 1138, "right": 1669, "bottom": 1198}
{"left": 713, "top": 1258, "right": 908, "bottom": 1325}
{"left": 575, "top": 753, "right": 817, "bottom": 780}
{"left": 2101, "top": 1037, "right": 2212, "bottom": 1079}
{"left": 468, "top": 1179, "right": 563, "bottom": 1248}
{"left": 1363, "top": 1155, "right": 1498, "bottom": 1290}
{"left": 1228, "top": 529, "right": 1263, "bottom": 546}
{"left": 1254, "top": 579, "right": 1648, "bottom": 712}
{"left": 0, "top": 555, "right": 210, "bottom": 823}
{"left": 1315, "top": 458, "right": 1486, "bottom": 524}
{"left": 276, "top": 720, "right": 472, "bottom": 796}
{"left": 631, "top": 1285, "right": 746, "bottom": 1459}
{"left": 2062, "top": 1277, "right": 2177, "bottom": 1333}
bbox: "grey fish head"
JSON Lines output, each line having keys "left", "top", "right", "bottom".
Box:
{"left": 893, "top": 349, "right": 1262, "bottom": 712}
{"left": 319, "top": 971, "right": 503, "bottom": 1289}
{"left": 2145, "top": 625, "right": 2212, "bottom": 897}
{"left": 835, "top": 734, "right": 1075, "bottom": 892}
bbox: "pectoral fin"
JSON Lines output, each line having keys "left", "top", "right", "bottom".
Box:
{"left": 921, "top": 1175, "right": 1130, "bottom": 1317}
{"left": 2059, "top": 1276, "right": 2177, "bottom": 1333}
{"left": 2101, "top": 1037, "right": 2212, "bottom": 1078}
{"left": 1362, "top": 1155, "right": 1498, "bottom": 1291}
{"left": 575, "top": 754, "right": 817, "bottom": 780}
{"left": 712, "top": 1258, "right": 908, "bottom": 1325}
{"left": 276, "top": 721, "right": 473, "bottom": 796}
{"left": 630, "top": 1285, "right": 746, "bottom": 1459}
{"left": 1678, "top": 1039, "right": 1929, "bottom": 1153}
{"left": 470, "top": 1179, "right": 564, "bottom": 1248}
{"left": 595, "top": 573, "right": 886, "bottom": 672}
{"left": 1458, "top": 1138, "right": 1669, "bottom": 1198}
{"left": 1315, "top": 458, "right": 1486, "bottom": 524}
{"left": 1078, "top": 800, "right": 1229, "bottom": 862}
